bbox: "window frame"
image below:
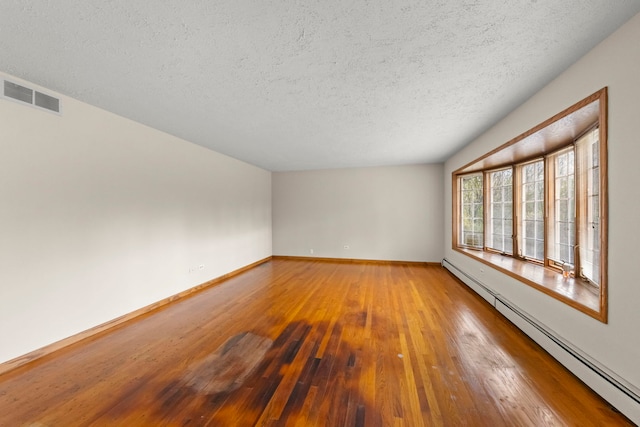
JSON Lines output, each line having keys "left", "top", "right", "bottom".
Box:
{"left": 459, "top": 173, "right": 484, "bottom": 250}
{"left": 546, "top": 145, "right": 577, "bottom": 272}
{"left": 485, "top": 167, "right": 514, "bottom": 256}
{"left": 516, "top": 158, "right": 546, "bottom": 264}
{"left": 452, "top": 88, "right": 608, "bottom": 322}
{"left": 575, "top": 126, "right": 602, "bottom": 285}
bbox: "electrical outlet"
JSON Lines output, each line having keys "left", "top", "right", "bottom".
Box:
{"left": 309, "top": 249, "right": 314, "bottom": 254}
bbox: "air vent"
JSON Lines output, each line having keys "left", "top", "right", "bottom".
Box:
{"left": 34, "top": 91, "right": 60, "bottom": 113}
{"left": 2, "top": 79, "right": 61, "bottom": 114}
{"left": 4, "top": 81, "right": 33, "bottom": 103}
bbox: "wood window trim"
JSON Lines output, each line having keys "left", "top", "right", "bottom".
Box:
{"left": 452, "top": 88, "right": 608, "bottom": 323}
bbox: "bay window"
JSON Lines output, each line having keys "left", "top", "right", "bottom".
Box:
{"left": 452, "top": 88, "right": 608, "bottom": 322}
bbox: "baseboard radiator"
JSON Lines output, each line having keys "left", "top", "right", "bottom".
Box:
{"left": 442, "top": 258, "right": 640, "bottom": 424}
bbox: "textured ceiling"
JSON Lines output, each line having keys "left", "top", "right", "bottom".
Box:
{"left": 1, "top": 1, "right": 639, "bottom": 171}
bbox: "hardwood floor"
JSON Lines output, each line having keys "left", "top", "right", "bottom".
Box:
{"left": 0, "top": 259, "right": 632, "bottom": 426}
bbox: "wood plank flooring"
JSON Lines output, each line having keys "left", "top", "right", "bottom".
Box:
{"left": 0, "top": 259, "right": 632, "bottom": 426}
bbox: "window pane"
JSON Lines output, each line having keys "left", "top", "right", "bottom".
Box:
{"left": 519, "top": 161, "right": 544, "bottom": 261}
{"left": 460, "top": 174, "right": 483, "bottom": 249}
{"left": 550, "top": 149, "right": 575, "bottom": 265}
{"left": 558, "top": 200, "right": 568, "bottom": 221}
{"left": 504, "top": 203, "right": 512, "bottom": 219}
{"left": 559, "top": 177, "right": 568, "bottom": 198}
{"left": 504, "top": 171, "right": 512, "bottom": 186}
{"left": 535, "top": 240, "right": 544, "bottom": 261}
{"left": 525, "top": 202, "right": 534, "bottom": 220}
{"left": 577, "top": 129, "right": 601, "bottom": 285}
{"left": 525, "top": 165, "right": 534, "bottom": 182}
{"left": 487, "top": 169, "right": 512, "bottom": 253}
{"left": 493, "top": 187, "right": 502, "bottom": 202}
{"left": 535, "top": 182, "right": 544, "bottom": 201}
{"left": 492, "top": 172, "right": 503, "bottom": 187}
{"left": 525, "top": 183, "right": 534, "bottom": 200}
{"left": 493, "top": 218, "right": 503, "bottom": 234}
{"left": 558, "top": 154, "right": 566, "bottom": 176}
{"left": 504, "top": 238, "right": 513, "bottom": 254}
{"left": 535, "top": 201, "right": 544, "bottom": 220}
{"left": 535, "top": 220, "right": 544, "bottom": 240}
{"left": 568, "top": 175, "right": 574, "bottom": 199}
{"left": 525, "top": 221, "right": 535, "bottom": 236}
{"left": 504, "top": 187, "right": 512, "bottom": 202}
{"left": 525, "top": 239, "right": 534, "bottom": 257}
{"left": 492, "top": 203, "right": 501, "bottom": 218}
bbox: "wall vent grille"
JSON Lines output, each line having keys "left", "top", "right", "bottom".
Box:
{"left": 2, "top": 79, "right": 61, "bottom": 114}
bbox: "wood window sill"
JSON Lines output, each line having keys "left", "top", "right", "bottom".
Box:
{"left": 454, "top": 247, "right": 604, "bottom": 321}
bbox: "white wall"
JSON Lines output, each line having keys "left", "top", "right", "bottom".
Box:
{"left": 0, "top": 72, "right": 272, "bottom": 364}
{"left": 273, "top": 164, "right": 443, "bottom": 262}
{"left": 444, "top": 12, "right": 640, "bottom": 401}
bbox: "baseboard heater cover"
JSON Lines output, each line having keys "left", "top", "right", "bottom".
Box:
{"left": 441, "top": 258, "right": 496, "bottom": 306}
{"left": 442, "top": 258, "right": 640, "bottom": 425}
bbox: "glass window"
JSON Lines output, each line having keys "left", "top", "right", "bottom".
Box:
{"left": 577, "top": 128, "right": 601, "bottom": 285}
{"left": 452, "top": 87, "right": 607, "bottom": 322}
{"left": 460, "top": 174, "right": 483, "bottom": 248}
{"left": 518, "top": 160, "right": 544, "bottom": 261}
{"left": 487, "top": 168, "right": 513, "bottom": 254}
{"left": 548, "top": 148, "right": 576, "bottom": 266}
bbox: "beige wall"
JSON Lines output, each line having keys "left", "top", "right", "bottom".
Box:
{"left": 0, "top": 72, "right": 272, "bottom": 363}
{"left": 444, "top": 12, "right": 640, "bottom": 402}
{"left": 273, "top": 164, "right": 443, "bottom": 262}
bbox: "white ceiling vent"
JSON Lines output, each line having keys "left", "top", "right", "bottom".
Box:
{"left": 2, "top": 80, "right": 61, "bottom": 114}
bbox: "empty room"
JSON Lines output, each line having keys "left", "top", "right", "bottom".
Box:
{"left": 1, "top": 1, "right": 639, "bottom": 426}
